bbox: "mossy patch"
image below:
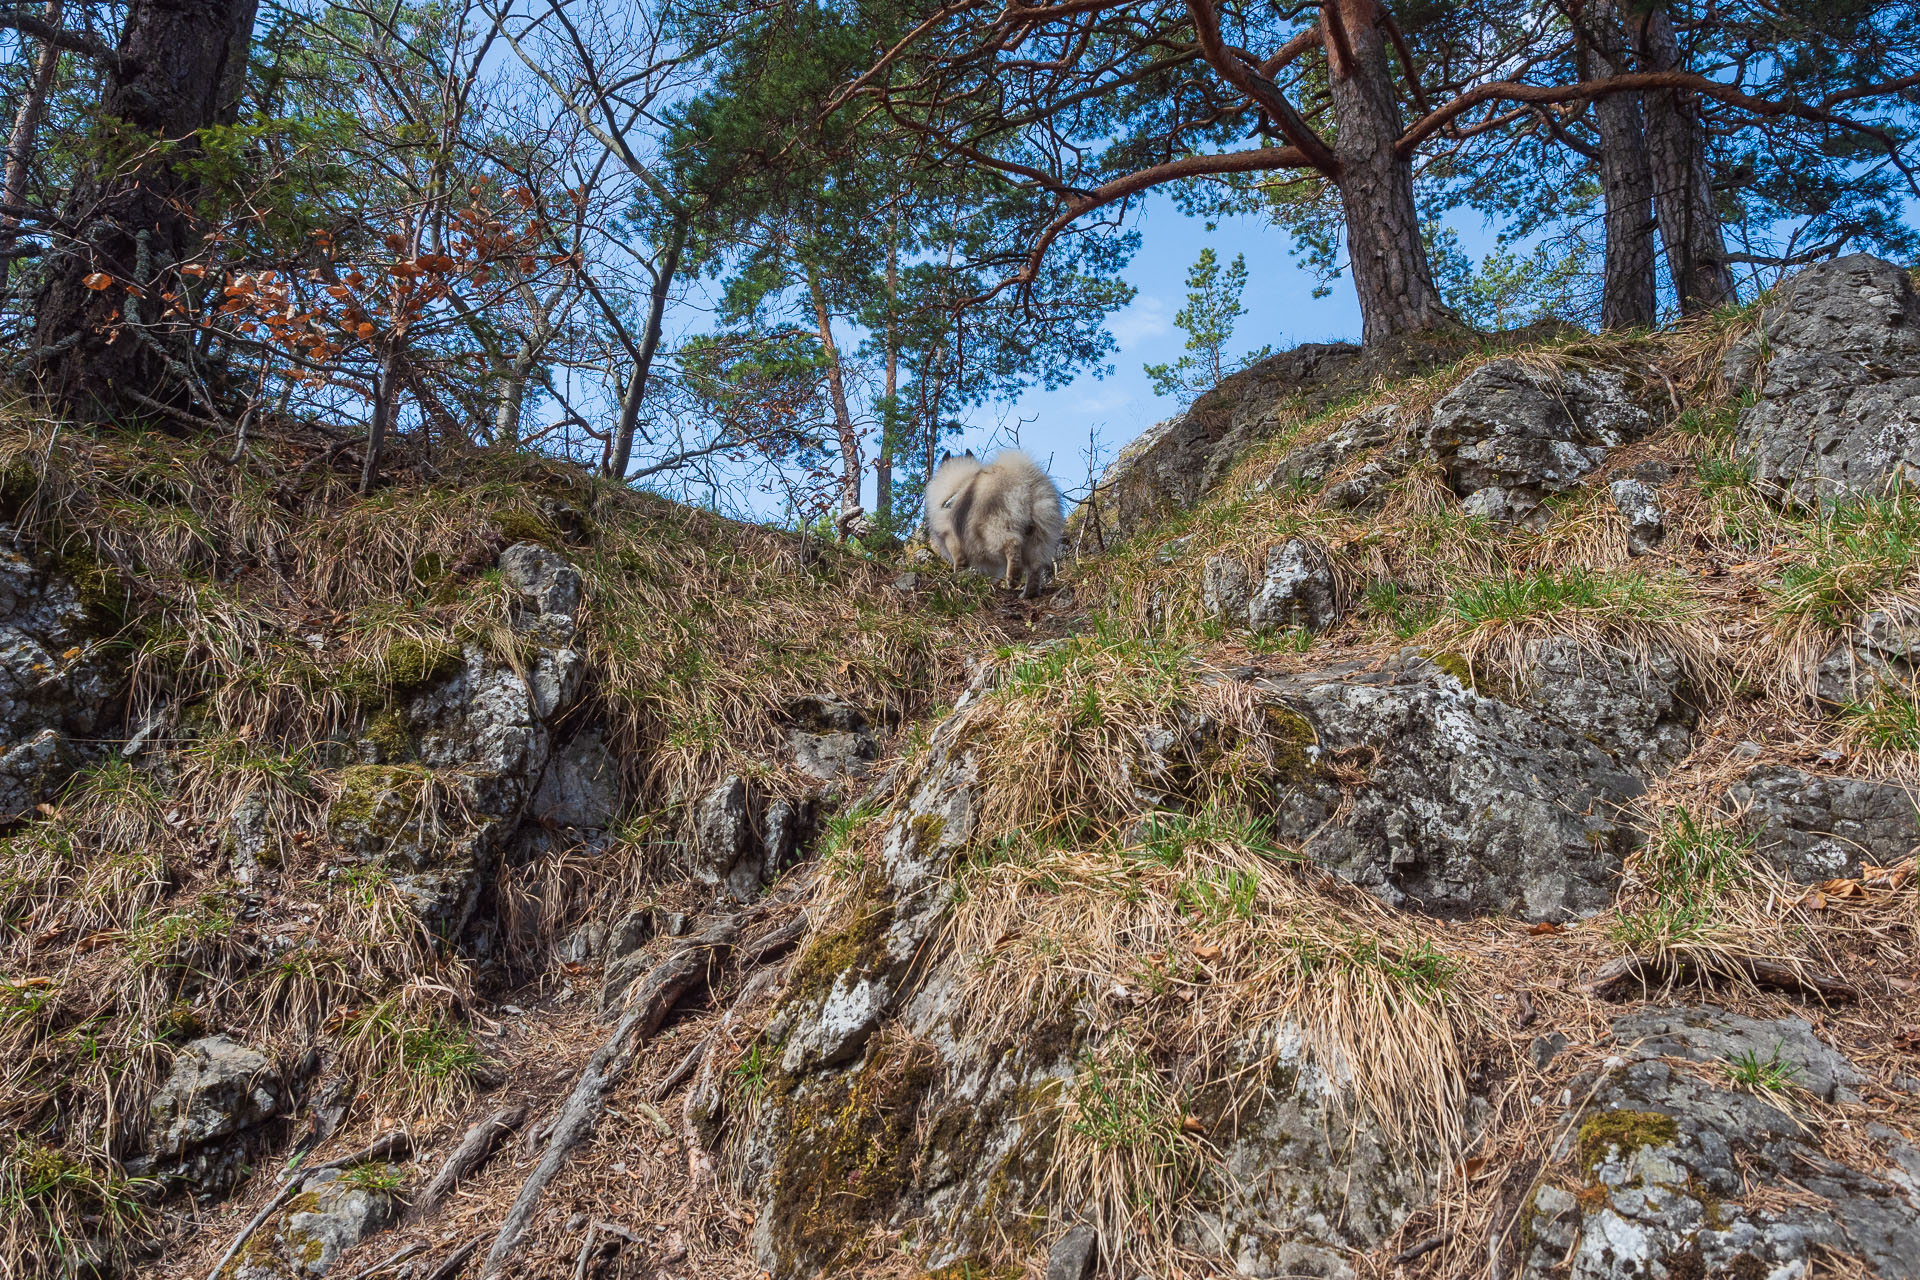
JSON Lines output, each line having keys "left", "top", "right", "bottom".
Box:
{"left": 1262, "top": 705, "right": 1320, "bottom": 777}
{"left": 1576, "top": 1109, "right": 1679, "bottom": 1174}
{"left": 328, "top": 764, "right": 432, "bottom": 844}
{"left": 361, "top": 710, "right": 414, "bottom": 763}
{"left": 56, "top": 546, "right": 134, "bottom": 639}
{"left": 782, "top": 873, "right": 894, "bottom": 1013}
{"left": 762, "top": 1037, "right": 938, "bottom": 1274}
{"left": 494, "top": 509, "right": 561, "bottom": 549}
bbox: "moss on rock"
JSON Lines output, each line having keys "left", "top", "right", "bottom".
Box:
{"left": 762, "top": 1037, "right": 938, "bottom": 1274}
{"left": 1577, "top": 1108, "right": 1679, "bottom": 1174}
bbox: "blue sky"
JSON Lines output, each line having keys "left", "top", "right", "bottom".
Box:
{"left": 946, "top": 195, "right": 1364, "bottom": 501}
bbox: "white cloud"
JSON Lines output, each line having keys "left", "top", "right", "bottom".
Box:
{"left": 1109, "top": 296, "right": 1172, "bottom": 352}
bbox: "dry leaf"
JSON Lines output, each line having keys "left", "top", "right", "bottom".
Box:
{"left": 1527, "top": 921, "right": 1562, "bottom": 935}
{"left": 1181, "top": 1116, "right": 1207, "bottom": 1135}
{"left": 1193, "top": 943, "right": 1223, "bottom": 962}
{"left": 82, "top": 272, "right": 113, "bottom": 291}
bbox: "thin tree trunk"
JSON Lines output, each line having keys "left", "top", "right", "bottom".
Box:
{"left": 605, "top": 219, "right": 685, "bottom": 480}
{"left": 1, "top": 0, "right": 63, "bottom": 291}
{"left": 878, "top": 230, "right": 899, "bottom": 525}
{"left": 360, "top": 348, "right": 401, "bottom": 494}
{"left": 32, "top": 0, "right": 255, "bottom": 416}
{"left": 1323, "top": 0, "right": 1454, "bottom": 343}
{"left": 1636, "top": 6, "right": 1735, "bottom": 314}
{"left": 1582, "top": 0, "right": 1658, "bottom": 329}
{"left": 805, "top": 264, "right": 863, "bottom": 524}
{"left": 493, "top": 349, "right": 534, "bottom": 447}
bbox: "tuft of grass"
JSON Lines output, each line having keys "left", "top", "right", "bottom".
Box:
{"left": 0, "top": 1140, "right": 156, "bottom": 1277}
{"left": 1609, "top": 811, "right": 1756, "bottom": 950}
{"left": 1449, "top": 566, "right": 1680, "bottom": 627}
{"left": 1838, "top": 690, "right": 1920, "bottom": 752}
{"left": 1363, "top": 580, "right": 1436, "bottom": 639}
{"left": 1770, "top": 494, "right": 1920, "bottom": 632}
{"left": 1723, "top": 1046, "right": 1798, "bottom": 1094}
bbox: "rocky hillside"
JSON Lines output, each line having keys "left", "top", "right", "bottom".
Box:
{"left": 5, "top": 254, "right": 1920, "bottom": 1280}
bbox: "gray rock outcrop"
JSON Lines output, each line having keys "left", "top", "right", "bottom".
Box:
{"left": 1257, "top": 651, "right": 1646, "bottom": 920}
{"left": 1608, "top": 477, "right": 1665, "bottom": 555}
{"left": 1522, "top": 1006, "right": 1920, "bottom": 1280}
{"left": 327, "top": 541, "right": 589, "bottom": 932}
{"left": 221, "top": 1165, "right": 400, "bottom": 1280}
{"left": 139, "top": 1036, "right": 282, "bottom": 1196}
{"left": 1425, "top": 361, "right": 1659, "bottom": 526}
{"left": 1726, "top": 254, "right": 1920, "bottom": 508}
{"left": 0, "top": 543, "right": 121, "bottom": 818}
{"left": 1246, "top": 539, "right": 1340, "bottom": 634}
{"left": 1513, "top": 638, "right": 1694, "bottom": 771}
{"left": 1724, "top": 764, "right": 1920, "bottom": 881}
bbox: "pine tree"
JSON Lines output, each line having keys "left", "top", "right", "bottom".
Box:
{"left": 1144, "top": 249, "right": 1271, "bottom": 403}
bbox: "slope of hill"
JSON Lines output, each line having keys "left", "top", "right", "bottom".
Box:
{"left": 3, "top": 254, "right": 1919, "bottom": 1280}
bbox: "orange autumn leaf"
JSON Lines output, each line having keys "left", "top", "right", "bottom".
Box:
{"left": 82, "top": 272, "right": 113, "bottom": 291}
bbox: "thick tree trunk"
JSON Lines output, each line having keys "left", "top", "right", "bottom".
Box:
{"left": 1323, "top": 0, "right": 1454, "bottom": 343}
{"left": 1635, "top": 6, "right": 1735, "bottom": 314}
{"left": 605, "top": 220, "right": 685, "bottom": 480}
{"left": 2, "top": 0, "right": 63, "bottom": 291}
{"left": 32, "top": 0, "right": 254, "bottom": 416}
{"left": 805, "top": 265, "right": 863, "bottom": 525}
{"left": 1581, "top": 0, "right": 1658, "bottom": 329}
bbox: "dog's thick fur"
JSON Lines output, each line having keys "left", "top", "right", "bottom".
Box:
{"left": 923, "top": 450, "right": 1065, "bottom": 598}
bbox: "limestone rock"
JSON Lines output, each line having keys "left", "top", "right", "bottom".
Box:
{"left": 531, "top": 728, "right": 619, "bottom": 831}
{"left": 1246, "top": 539, "right": 1339, "bottom": 634}
{"left": 1045, "top": 1224, "right": 1099, "bottom": 1280}
{"left": 1724, "top": 765, "right": 1920, "bottom": 881}
{"left": 1426, "top": 360, "right": 1658, "bottom": 524}
{"left": 1202, "top": 554, "right": 1252, "bottom": 623}
{"left": 1257, "top": 651, "right": 1646, "bottom": 920}
{"left": 1515, "top": 638, "right": 1693, "bottom": 771}
{"left": 1072, "top": 335, "right": 1478, "bottom": 549}
{"left": 328, "top": 544, "right": 590, "bottom": 933}
{"left": 1182, "top": 1030, "right": 1443, "bottom": 1275}
{"left": 1608, "top": 477, "right": 1665, "bottom": 556}
{"left": 784, "top": 696, "right": 877, "bottom": 784}
{"left": 1726, "top": 254, "right": 1920, "bottom": 508}
{"left": 499, "top": 540, "right": 583, "bottom": 632}
{"left": 693, "top": 776, "right": 762, "bottom": 901}
{"left": 221, "top": 1166, "right": 399, "bottom": 1279}
{"left": 141, "top": 1037, "right": 281, "bottom": 1196}
{"left": 1521, "top": 1006, "right": 1920, "bottom": 1280}
{"left": 0, "top": 543, "right": 121, "bottom": 818}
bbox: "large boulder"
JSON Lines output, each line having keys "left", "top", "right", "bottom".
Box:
{"left": 1726, "top": 254, "right": 1920, "bottom": 508}
{"left": 1723, "top": 764, "right": 1920, "bottom": 881}
{"left": 1246, "top": 539, "right": 1340, "bottom": 634}
{"left": 137, "top": 1036, "right": 282, "bottom": 1197}
{"left": 0, "top": 543, "right": 122, "bottom": 818}
{"left": 1522, "top": 1006, "right": 1920, "bottom": 1280}
{"left": 1256, "top": 651, "right": 1647, "bottom": 920}
{"left": 1424, "top": 360, "right": 1659, "bottom": 525}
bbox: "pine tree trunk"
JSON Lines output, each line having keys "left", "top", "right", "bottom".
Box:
{"left": 1323, "top": 0, "right": 1454, "bottom": 343}
{"left": 2, "top": 0, "right": 63, "bottom": 291}
{"left": 32, "top": 0, "right": 254, "bottom": 416}
{"left": 1582, "top": 0, "right": 1658, "bottom": 329}
{"left": 1636, "top": 6, "right": 1735, "bottom": 314}
{"left": 877, "top": 232, "right": 898, "bottom": 525}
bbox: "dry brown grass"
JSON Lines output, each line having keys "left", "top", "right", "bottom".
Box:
{"left": 0, "top": 409, "right": 1005, "bottom": 1276}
